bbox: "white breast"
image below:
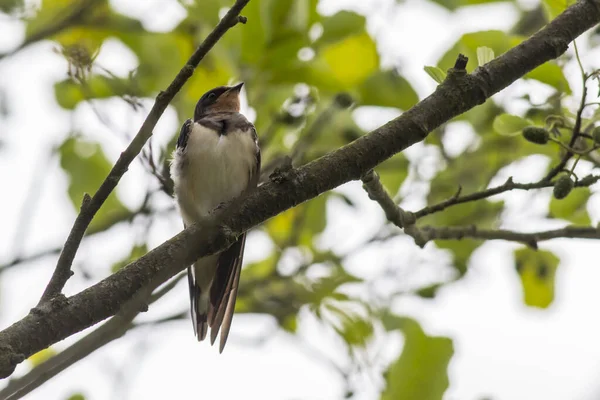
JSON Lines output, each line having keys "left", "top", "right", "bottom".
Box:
{"left": 171, "top": 122, "right": 256, "bottom": 225}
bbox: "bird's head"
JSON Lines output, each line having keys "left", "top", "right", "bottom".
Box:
{"left": 194, "top": 82, "right": 244, "bottom": 119}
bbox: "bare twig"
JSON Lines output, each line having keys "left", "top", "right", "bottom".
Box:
{"left": 37, "top": 0, "right": 251, "bottom": 305}
{"left": 414, "top": 174, "right": 600, "bottom": 219}
{"left": 0, "top": 248, "right": 61, "bottom": 273}
{"left": 417, "top": 224, "right": 600, "bottom": 248}
{"left": 363, "top": 168, "right": 600, "bottom": 249}
{"left": 363, "top": 165, "right": 600, "bottom": 248}
{"left": 361, "top": 170, "right": 427, "bottom": 246}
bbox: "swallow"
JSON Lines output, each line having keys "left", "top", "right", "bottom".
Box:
{"left": 170, "top": 82, "right": 260, "bottom": 352}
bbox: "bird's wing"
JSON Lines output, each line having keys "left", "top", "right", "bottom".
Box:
{"left": 175, "top": 119, "right": 201, "bottom": 337}
{"left": 177, "top": 118, "right": 193, "bottom": 150}
{"left": 207, "top": 123, "right": 261, "bottom": 352}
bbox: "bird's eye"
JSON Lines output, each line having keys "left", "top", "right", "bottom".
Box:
{"left": 207, "top": 93, "right": 216, "bottom": 101}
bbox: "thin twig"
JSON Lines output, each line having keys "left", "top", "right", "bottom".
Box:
{"left": 361, "top": 170, "right": 427, "bottom": 246}
{"left": 543, "top": 40, "right": 588, "bottom": 182}
{"left": 414, "top": 174, "right": 600, "bottom": 219}
{"left": 362, "top": 170, "right": 600, "bottom": 249}
{"left": 37, "top": 0, "right": 251, "bottom": 306}
{"left": 418, "top": 224, "right": 600, "bottom": 248}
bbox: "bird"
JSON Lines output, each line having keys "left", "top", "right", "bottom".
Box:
{"left": 170, "top": 82, "right": 260, "bottom": 352}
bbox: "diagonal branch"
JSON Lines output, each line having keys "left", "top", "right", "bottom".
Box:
{"left": 0, "top": 0, "right": 599, "bottom": 380}
{"left": 38, "top": 0, "right": 251, "bottom": 306}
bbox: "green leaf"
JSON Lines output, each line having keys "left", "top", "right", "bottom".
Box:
{"left": 428, "top": 0, "right": 511, "bottom": 11}
{"left": 281, "top": 314, "right": 298, "bottom": 333}
{"left": 0, "top": 0, "right": 24, "bottom": 15}
{"left": 59, "top": 138, "right": 131, "bottom": 234}
{"left": 476, "top": 46, "right": 494, "bottom": 66}
{"left": 382, "top": 316, "right": 453, "bottom": 400}
{"left": 514, "top": 248, "right": 559, "bottom": 308}
{"left": 265, "top": 194, "right": 329, "bottom": 246}
{"left": 542, "top": 0, "right": 575, "bottom": 20}
{"left": 424, "top": 66, "right": 446, "bottom": 84}
{"left": 26, "top": 0, "right": 80, "bottom": 40}
{"left": 54, "top": 75, "right": 140, "bottom": 109}
{"left": 320, "top": 32, "right": 379, "bottom": 88}
{"left": 66, "top": 394, "right": 86, "bottom": 400}
{"left": 263, "top": 0, "right": 311, "bottom": 41}
{"left": 316, "top": 10, "right": 365, "bottom": 45}
{"left": 111, "top": 244, "right": 148, "bottom": 273}
{"left": 28, "top": 348, "right": 57, "bottom": 367}
{"left": 309, "top": 264, "right": 361, "bottom": 305}
{"left": 493, "top": 114, "right": 531, "bottom": 136}
{"left": 549, "top": 187, "right": 591, "bottom": 225}
{"left": 358, "top": 70, "right": 418, "bottom": 110}
{"left": 436, "top": 239, "right": 480, "bottom": 275}
{"left": 327, "top": 306, "right": 373, "bottom": 347}
{"left": 525, "top": 62, "right": 572, "bottom": 94}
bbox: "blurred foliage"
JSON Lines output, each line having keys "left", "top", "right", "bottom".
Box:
{"left": 3, "top": 0, "right": 600, "bottom": 398}
{"left": 382, "top": 315, "right": 453, "bottom": 400}
{"left": 514, "top": 248, "right": 559, "bottom": 308}
{"left": 58, "top": 137, "right": 132, "bottom": 234}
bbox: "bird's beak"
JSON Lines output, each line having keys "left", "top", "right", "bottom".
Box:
{"left": 228, "top": 82, "right": 244, "bottom": 93}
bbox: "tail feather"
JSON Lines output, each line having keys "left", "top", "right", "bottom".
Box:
{"left": 197, "top": 317, "right": 209, "bottom": 341}
{"left": 188, "top": 234, "right": 246, "bottom": 352}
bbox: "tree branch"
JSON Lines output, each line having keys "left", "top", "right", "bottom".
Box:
{"left": 1, "top": 0, "right": 599, "bottom": 380}
{"left": 414, "top": 174, "right": 600, "bottom": 219}
{"left": 37, "top": 0, "right": 251, "bottom": 306}
{"left": 362, "top": 169, "right": 600, "bottom": 249}
{"left": 418, "top": 225, "right": 600, "bottom": 247}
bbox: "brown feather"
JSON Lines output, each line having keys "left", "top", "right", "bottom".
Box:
{"left": 219, "top": 249, "right": 243, "bottom": 353}
{"left": 209, "top": 233, "right": 246, "bottom": 346}
{"left": 210, "top": 91, "right": 240, "bottom": 113}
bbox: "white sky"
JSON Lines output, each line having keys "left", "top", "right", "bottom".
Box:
{"left": 1, "top": 0, "right": 600, "bottom": 399}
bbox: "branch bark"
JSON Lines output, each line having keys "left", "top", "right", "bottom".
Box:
{"left": 1, "top": 0, "right": 599, "bottom": 381}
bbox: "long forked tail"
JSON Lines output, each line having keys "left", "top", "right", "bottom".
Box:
{"left": 188, "top": 233, "right": 246, "bottom": 352}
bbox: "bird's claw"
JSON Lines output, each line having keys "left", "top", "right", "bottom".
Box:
{"left": 210, "top": 201, "right": 230, "bottom": 215}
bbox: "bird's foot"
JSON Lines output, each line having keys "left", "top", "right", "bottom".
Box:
{"left": 209, "top": 201, "right": 231, "bottom": 215}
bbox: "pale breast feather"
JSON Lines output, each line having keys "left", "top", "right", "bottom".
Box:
{"left": 174, "top": 113, "right": 259, "bottom": 219}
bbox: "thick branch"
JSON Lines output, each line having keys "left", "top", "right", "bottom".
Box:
{"left": 38, "top": 0, "right": 250, "bottom": 305}
{"left": 1, "top": 0, "right": 599, "bottom": 380}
